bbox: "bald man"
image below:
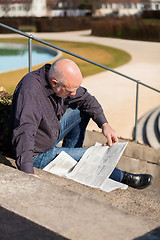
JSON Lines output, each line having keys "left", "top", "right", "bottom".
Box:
{"left": 11, "top": 59, "right": 152, "bottom": 189}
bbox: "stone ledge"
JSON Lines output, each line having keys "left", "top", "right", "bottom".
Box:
{"left": 0, "top": 164, "right": 159, "bottom": 240}
{"left": 117, "top": 156, "right": 160, "bottom": 185}
{"left": 84, "top": 130, "right": 160, "bottom": 184}
{"left": 84, "top": 130, "right": 160, "bottom": 165}
{"left": 0, "top": 129, "right": 160, "bottom": 185}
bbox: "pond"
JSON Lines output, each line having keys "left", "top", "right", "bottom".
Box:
{"left": 0, "top": 43, "right": 60, "bottom": 73}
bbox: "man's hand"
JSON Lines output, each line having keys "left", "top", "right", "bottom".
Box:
{"left": 101, "top": 123, "right": 118, "bottom": 146}
{"left": 28, "top": 173, "right": 40, "bottom": 178}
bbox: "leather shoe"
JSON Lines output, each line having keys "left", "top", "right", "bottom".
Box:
{"left": 121, "top": 172, "right": 152, "bottom": 189}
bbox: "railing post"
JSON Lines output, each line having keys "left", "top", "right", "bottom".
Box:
{"left": 134, "top": 81, "right": 140, "bottom": 142}
{"left": 28, "top": 35, "right": 32, "bottom": 72}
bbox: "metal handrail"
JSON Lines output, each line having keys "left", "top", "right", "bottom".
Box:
{"left": 0, "top": 22, "right": 160, "bottom": 141}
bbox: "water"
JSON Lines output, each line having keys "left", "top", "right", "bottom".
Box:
{"left": 0, "top": 43, "right": 58, "bottom": 73}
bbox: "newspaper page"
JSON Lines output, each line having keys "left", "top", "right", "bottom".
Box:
{"left": 43, "top": 142, "right": 128, "bottom": 192}
{"left": 66, "top": 142, "right": 128, "bottom": 191}
{"left": 43, "top": 151, "right": 77, "bottom": 177}
{"left": 100, "top": 178, "right": 128, "bottom": 192}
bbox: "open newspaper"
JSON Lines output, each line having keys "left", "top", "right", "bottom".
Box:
{"left": 43, "top": 142, "right": 128, "bottom": 192}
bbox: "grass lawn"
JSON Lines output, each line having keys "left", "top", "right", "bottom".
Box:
{"left": 0, "top": 38, "right": 131, "bottom": 93}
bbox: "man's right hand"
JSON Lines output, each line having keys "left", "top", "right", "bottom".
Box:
{"left": 28, "top": 173, "right": 40, "bottom": 178}
{"left": 101, "top": 122, "right": 118, "bottom": 146}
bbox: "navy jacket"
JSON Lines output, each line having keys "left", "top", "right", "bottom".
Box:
{"left": 11, "top": 64, "right": 107, "bottom": 173}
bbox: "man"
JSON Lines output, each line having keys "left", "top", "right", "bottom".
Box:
{"left": 11, "top": 58, "right": 152, "bottom": 189}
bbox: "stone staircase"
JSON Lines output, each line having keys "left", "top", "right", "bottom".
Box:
{"left": 136, "top": 106, "right": 160, "bottom": 150}
{"left": 0, "top": 130, "right": 160, "bottom": 240}
{"left": 84, "top": 130, "right": 160, "bottom": 185}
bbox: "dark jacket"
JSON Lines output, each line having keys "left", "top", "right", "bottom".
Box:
{"left": 11, "top": 64, "right": 107, "bottom": 173}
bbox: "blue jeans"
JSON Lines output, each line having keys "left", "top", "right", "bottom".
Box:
{"left": 33, "top": 107, "right": 124, "bottom": 182}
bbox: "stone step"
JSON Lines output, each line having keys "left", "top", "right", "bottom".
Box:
{"left": 146, "top": 106, "right": 160, "bottom": 150}
{"left": 136, "top": 108, "right": 154, "bottom": 145}
{"left": 158, "top": 113, "right": 160, "bottom": 135}
{"left": 84, "top": 130, "right": 160, "bottom": 185}
{"left": 136, "top": 106, "right": 160, "bottom": 149}
{"left": 0, "top": 162, "right": 160, "bottom": 240}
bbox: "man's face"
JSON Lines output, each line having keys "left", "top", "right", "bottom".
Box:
{"left": 51, "top": 79, "right": 80, "bottom": 98}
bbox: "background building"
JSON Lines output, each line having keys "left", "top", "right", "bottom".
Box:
{"left": 0, "top": 0, "right": 159, "bottom": 17}
{"left": 0, "top": 0, "right": 46, "bottom": 17}
{"left": 0, "top": 0, "right": 93, "bottom": 17}
{"left": 95, "top": 0, "right": 160, "bottom": 17}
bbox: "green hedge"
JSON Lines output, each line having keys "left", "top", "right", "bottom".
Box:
{"left": 142, "top": 10, "right": 160, "bottom": 19}
{"left": 0, "top": 16, "right": 91, "bottom": 33}
{"left": 91, "top": 17, "right": 160, "bottom": 42}
{"left": 0, "top": 91, "right": 13, "bottom": 157}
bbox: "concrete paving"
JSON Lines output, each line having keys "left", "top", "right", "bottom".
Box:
{"left": 0, "top": 30, "right": 160, "bottom": 139}
{"left": 0, "top": 160, "right": 159, "bottom": 240}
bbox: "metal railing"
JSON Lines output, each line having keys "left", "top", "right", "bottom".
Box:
{"left": 0, "top": 23, "right": 160, "bottom": 141}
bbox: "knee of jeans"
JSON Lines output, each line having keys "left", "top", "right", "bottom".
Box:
{"left": 33, "top": 154, "right": 43, "bottom": 169}
{"left": 66, "top": 106, "right": 80, "bottom": 116}
{"left": 33, "top": 147, "right": 58, "bottom": 169}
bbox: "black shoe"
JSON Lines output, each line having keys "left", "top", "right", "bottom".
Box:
{"left": 121, "top": 172, "right": 153, "bottom": 189}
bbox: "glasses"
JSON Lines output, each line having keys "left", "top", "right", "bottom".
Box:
{"left": 63, "top": 86, "right": 77, "bottom": 94}
{"left": 54, "top": 78, "right": 78, "bottom": 94}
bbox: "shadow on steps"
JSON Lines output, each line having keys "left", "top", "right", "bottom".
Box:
{"left": 0, "top": 206, "right": 69, "bottom": 240}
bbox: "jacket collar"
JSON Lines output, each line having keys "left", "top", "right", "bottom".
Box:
{"left": 39, "top": 63, "right": 54, "bottom": 97}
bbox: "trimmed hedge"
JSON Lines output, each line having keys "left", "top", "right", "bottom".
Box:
{"left": 0, "top": 16, "right": 91, "bottom": 33}
{"left": 91, "top": 17, "right": 160, "bottom": 42}
{"left": 142, "top": 10, "right": 160, "bottom": 19}
{"left": 0, "top": 91, "right": 13, "bottom": 157}
{"left": 1, "top": 15, "right": 159, "bottom": 42}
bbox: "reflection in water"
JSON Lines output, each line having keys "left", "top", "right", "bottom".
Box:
{"left": 0, "top": 43, "right": 58, "bottom": 73}
{"left": 0, "top": 48, "right": 26, "bottom": 56}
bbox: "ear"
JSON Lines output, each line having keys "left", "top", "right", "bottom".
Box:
{"left": 51, "top": 78, "right": 58, "bottom": 87}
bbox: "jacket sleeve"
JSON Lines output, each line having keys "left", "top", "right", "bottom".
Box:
{"left": 67, "top": 86, "right": 108, "bottom": 128}
{"left": 12, "top": 88, "right": 42, "bottom": 174}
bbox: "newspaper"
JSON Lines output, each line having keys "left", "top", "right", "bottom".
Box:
{"left": 43, "top": 142, "right": 128, "bottom": 192}
{"left": 43, "top": 151, "right": 77, "bottom": 176}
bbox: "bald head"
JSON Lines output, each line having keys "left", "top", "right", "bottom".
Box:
{"left": 49, "top": 58, "right": 82, "bottom": 85}
{"left": 48, "top": 59, "right": 83, "bottom": 98}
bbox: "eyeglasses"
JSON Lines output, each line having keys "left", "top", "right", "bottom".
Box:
{"left": 54, "top": 78, "right": 78, "bottom": 93}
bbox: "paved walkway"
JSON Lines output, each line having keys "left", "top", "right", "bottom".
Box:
{"left": 0, "top": 30, "right": 160, "bottom": 139}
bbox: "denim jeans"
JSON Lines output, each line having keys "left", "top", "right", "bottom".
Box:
{"left": 33, "top": 107, "right": 124, "bottom": 182}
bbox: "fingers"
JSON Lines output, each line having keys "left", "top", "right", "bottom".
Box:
{"left": 106, "top": 132, "right": 118, "bottom": 147}
{"left": 107, "top": 135, "right": 113, "bottom": 147}
{"left": 101, "top": 122, "right": 118, "bottom": 147}
{"left": 28, "top": 173, "right": 40, "bottom": 178}
{"left": 112, "top": 135, "right": 118, "bottom": 143}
